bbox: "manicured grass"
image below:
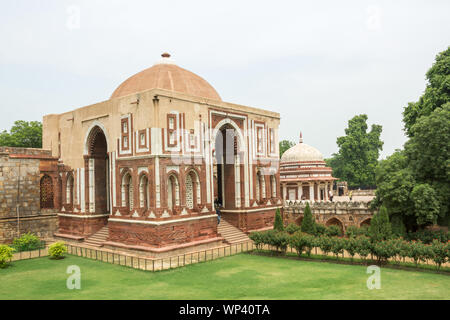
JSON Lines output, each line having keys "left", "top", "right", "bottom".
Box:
{"left": 1, "top": 253, "right": 449, "bottom": 300}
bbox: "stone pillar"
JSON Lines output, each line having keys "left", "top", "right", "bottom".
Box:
{"left": 297, "top": 182, "right": 303, "bottom": 201}
{"left": 309, "top": 183, "right": 314, "bottom": 202}
{"left": 324, "top": 182, "right": 328, "bottom": 201}
{"left": 282, "top": 183, "right": 287, "bottom": 200}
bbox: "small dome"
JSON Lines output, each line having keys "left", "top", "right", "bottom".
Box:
{"left": 111, "top": 53, "right": 221, "bottom": 101}
{"left": 281, "top": 134, "right": 324, "bottom": 162}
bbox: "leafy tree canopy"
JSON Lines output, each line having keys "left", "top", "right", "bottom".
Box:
{"left": 279, "top": 140, "right": 295, "bottom": 158}
{"left": 327, "top": 114, "right": 383, "bottom": 188}
{"left": 0, "top": 121, "right": 42, "bottom": 148}
{"left": 374, "top": 47, "right": 449, "bottom": 230}
{"left": 403, "top": 47, "right": 450, "bottom": 136}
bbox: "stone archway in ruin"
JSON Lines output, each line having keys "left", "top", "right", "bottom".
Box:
{"left": 86, "top": 125, "right": 110, "bottom": 214}
{"left": 295, "top": 216, "right": 303, "bottom": 226}
{"left": 326, "top": 217, "right": 344, "bottom": 234}
{"left": 360, "top": 218, "right": 371, "bottom": 228}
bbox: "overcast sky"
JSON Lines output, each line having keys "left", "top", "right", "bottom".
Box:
{"left": 1, "top": 0, "right": 449, "bottom": 158}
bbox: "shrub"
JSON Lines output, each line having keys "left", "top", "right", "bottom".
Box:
{"left": 345, "top": 226, "right": 359, "bottom": 238}
{"left": 289, "top": 232, "right": 308, "bottom": 257}
{"left": 386, "top": 238, "right": 402, "bottom": 263}
{"left": 398, "top": 240, "right": 411, "bottom": 263}
{"left": 314, "top": 224, "right": 327, "bottom": 236}
{"left": 301, "top": 203, "right": 316, "bottom": 234}
{"left": 358, "top": 225, "right": 370, "bottom": 237}
{"left": 249, "top": 232, "right": 264, "bottom": 250}
{"left": 345, "top": 237, "right": 359, "bottom": 260}
{"left": 285, "top": 223, "right": 301, "bottom": 235}
{"left": 317, "top": 236, "right": 333, "bottom": 257}
{"left": 406, "top": 229, "right": 449, "bottom": 244}
{"left": 303, "top": 234, "right": 316, "bottom": 257}
{"left": 330, "top": 237, "right": 346, "bottom": 259}
{"left": 48, "top": 242, "right": 67, "bottom": 259}
{"left": 326, "top": 225, "right": 342, "bottom": 237}
{"left": 0, "top": 245, "right": 15, "bottom": 268}
{"left": 12, "top": 232, "right": 42, "bottom": 252}
{"left": 372, "top": 240, "right": 398, "bottom": 264}
{"left": 270, "top": 231, "right": 290, "bottom": 254}
{"left": 355, "top": 236, "right": 372, "bottom": 262}
{"left": 430, "top": 240, "right": 448, "bottom": 270}
{"left": 273, "top": 208, "right": 284, "bottom": 231}
{"left": 407, "top": 241, "right": 427, "bottom": 267}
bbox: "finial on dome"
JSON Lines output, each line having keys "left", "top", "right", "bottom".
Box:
{"left": 299, "top": 131, "right": 303, "bottom": 143}
{"left": 155, "top": 52, "right": 175, "bottom": 65}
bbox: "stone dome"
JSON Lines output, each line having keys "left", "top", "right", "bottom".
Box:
{"left": 111, "top": 53, "right": 221, "bottom": 101}
{"left": 281, "top": 134, "right": 324, "bottom": 162}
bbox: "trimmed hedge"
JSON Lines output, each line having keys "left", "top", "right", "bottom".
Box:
{"left": 406, "top": 229, "right": 449, "bottom": 244}
{"left": 250, "top": 230, "right": 450, "bottom": 270}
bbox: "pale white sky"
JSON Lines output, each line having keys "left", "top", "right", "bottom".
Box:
{"left": 1, "top": 0, "right": 449, "bottom": 158}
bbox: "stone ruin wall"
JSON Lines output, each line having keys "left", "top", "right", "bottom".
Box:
{"left": 283, "top": 200, "right": 374, "bottom": 231}
{"left": 0, "top": 147, "right": 58, "bottom": 243}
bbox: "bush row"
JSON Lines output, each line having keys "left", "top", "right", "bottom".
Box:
{"left": 284, "top": 222, "right": 345, "bottom": 237}
{"left": 249, "top": 230, "right": 450, "bottom": 270}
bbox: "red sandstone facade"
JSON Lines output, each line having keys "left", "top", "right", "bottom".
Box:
{"left": 44, "top": 53, "right": 281, "bottom": 252}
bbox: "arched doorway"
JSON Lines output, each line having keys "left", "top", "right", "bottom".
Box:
{"left": 186, "top": 170, "right": 200, "bottom": 210}
{"left": 139, "top": 175, "right": 149, "bottom": 210}
{"left": 121, "top": 172, "right": 133, "bottom": 211}
{"left": 66, "top": 173, "right": 74, "bottom": 208}
{"left": 40, "top": 175, "right": 54, "bottom": 209}
{"left": 167, "top": 174, "right": 179, "bottom": 213}
{"left": 326, "top": 217, "right": 344, "bottom": 235}
{"left": 360, "top": 218, "right": 371, "bottom": 228}
{"left": 213, "top": 123, "right": 244, "bottom": 210}
{"left": 86, "top": 126, "right": 109, "bottom": 214}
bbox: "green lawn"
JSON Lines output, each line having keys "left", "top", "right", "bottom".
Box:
{"left": 1, "top": 253, "right": 449, "bottom": 300}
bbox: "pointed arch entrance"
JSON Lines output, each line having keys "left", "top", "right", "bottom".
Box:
{"left": 213, "top": 122, "right": 245, "bottom": 210}
{"left": 85, "top": 125, "right": 110, "bottom": 214}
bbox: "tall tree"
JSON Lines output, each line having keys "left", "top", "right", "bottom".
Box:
{"left": 368, "top": 206, "right": 392, "bottom": 242}
{"left": 374, "top": 47, "right": 450, "bottom": 230}
{"left": 273, "top": 208, "right": 284, "bottom": 231}
{"left": 403, "top": 47, "right": 450, "bottom": 137}
{"left": 327, "top": 114, "right": 383, "bottom": 188}
{"left": 301, "top": 202, "right": 316, "bottom": 235}
{"left": 279, "top": 140, "right": 295, "bottom": 158}
{"left": 0, "top": 121, "right": 42, "bottom": 148}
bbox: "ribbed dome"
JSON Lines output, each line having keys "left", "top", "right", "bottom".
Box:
{"left": 281, "top": 135, "right": 324, "bottom": 162}
{"left": 111, "top": 53, "right": 221, "bottom": 101}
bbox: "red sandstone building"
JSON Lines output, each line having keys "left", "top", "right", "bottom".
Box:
{"left": 42, "top": 53, "right": 281, "bottom": 254}
{"left": 280, "top": 133, "right": 336, "bottom": 201}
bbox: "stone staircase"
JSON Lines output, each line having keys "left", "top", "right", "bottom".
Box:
{"left": 84, "top": 226, "right": 109, "bottom": 247}
{"left": 218, "top": 220, "right": 250, "bottom": 244}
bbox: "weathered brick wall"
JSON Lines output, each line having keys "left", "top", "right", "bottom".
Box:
{"left": 0, "top": 147, "right": 58, "bottom": 243}
{"left": 283, "top": 200, "right": 374, "bottom": 230}
{"left": 0, "top": 151, "right": 41, "bottom": 218}
{"left": 0, "top": 214, "right": 58, "bottom": 243}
